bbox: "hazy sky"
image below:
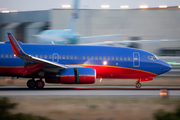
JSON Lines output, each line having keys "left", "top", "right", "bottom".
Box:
{"left": 0, "top": 0, "right": 180, "bottom": 11}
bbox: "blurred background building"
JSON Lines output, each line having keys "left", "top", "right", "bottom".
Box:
{"left": 0, "top": 0, "right": 180, "bottom": 57}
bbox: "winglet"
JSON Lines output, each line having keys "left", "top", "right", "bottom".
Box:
{"left": 7, "top": 33, "right": 27, "bottom": 56}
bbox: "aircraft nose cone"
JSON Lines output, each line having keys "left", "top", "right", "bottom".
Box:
{"left": 164, "top": 63, "right": 171, "bottom": 73}
{"left": 161, "top": 61, "right": 172, "bottom": 74}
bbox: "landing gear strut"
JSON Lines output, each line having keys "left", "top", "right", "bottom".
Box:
{"left": 135, "top": 81, "right": 142, "bottom": 88}
{"left": 27, "top": 79, "right": 45, "bottom": 89}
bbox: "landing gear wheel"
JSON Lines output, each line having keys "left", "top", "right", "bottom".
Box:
{"left": 27, "top": 79, "right": 35, "bottom": 88}
{"left": 135, "top": 82, "right": 142, "bottom": 88}
{"left": 35, "top": 80, "right": 45, "bottom": 89}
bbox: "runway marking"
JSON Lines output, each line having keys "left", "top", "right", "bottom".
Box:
{"left": 1, "top": 86, "right": 180, "bottom": 98}
{"left": 0, "top": 86, "right": 180, "bottom": 91}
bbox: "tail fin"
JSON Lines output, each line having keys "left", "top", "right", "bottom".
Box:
{"left": 7, "top": 33, "right": 27, "bottom": 56}
{"left": 72, "top": 0, "right": 79, "bottom": 19}
{"left": 68, "top": 0, "right": 79, "bottom": 32}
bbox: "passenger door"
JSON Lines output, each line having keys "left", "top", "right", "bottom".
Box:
{"left": 133, "top": 52, "right": 140, "bottom": 67}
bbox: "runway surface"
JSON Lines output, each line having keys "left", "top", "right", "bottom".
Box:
{"left": 0, "top": 86, "right": 180, "bottom": 98}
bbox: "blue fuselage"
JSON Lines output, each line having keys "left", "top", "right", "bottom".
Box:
{"left": 0, "top": 41, "right": 171, "bottom": 79}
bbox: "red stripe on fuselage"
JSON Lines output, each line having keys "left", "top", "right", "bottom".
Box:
{"left": 0, "top": 65, "right": 157, "bottom": 79}
{"left": 81, "top": 65, "right": 157, "bottom": 79}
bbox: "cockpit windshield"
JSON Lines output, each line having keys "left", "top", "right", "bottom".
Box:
{"left": 148, "top": 55, "right": 158, "bottom": 61}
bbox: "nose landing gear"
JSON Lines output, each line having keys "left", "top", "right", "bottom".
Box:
{"left": 135, "top": 81, "right": 142, "bottom": 88}
{"left": 135, "top": 77, "right": 153, "bottom": 88}
{"left": 27, "top": 78, "right": 45, "bottom": 89}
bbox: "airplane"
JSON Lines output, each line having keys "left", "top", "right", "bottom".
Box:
{"left": 0, "top": 33, "right": 171, "bottom": 89}
{"left": 35, "top": 0, "right": 121, "bottom": 44}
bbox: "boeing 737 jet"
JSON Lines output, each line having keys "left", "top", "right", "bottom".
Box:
{"left": 0, "top": 33, "right": 171, "bottom": 89}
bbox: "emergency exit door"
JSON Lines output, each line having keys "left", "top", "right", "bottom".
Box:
{"left": 52, "top": 53, "right": 59, "bottom": 63}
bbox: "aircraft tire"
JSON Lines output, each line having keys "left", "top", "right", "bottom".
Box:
{"left": 35, "top": 80, "right": 45, "bottom": 89}
{"left": 135, "top": 82, "right": 142, "bottom": 88}
{"left": 27, "top": 79, "right": 35, "bottom": 88}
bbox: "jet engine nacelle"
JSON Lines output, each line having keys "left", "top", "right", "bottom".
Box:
{"left": 45, "top": 68, "right": 96, "bottom": 84}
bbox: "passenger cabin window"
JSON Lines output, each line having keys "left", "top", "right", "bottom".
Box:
{"left": 120, "top": 57, "right": 122, "bottom": 60}
{"left": 5, "top": 54, "right": 8, "bottom": 58}
{"left": 116, "top": 57, "right": 118, "bottom": 60}
{"left": 112, "top": 57, "right": 114, "bottom": 60}
{"left": 10, "top": 54, "right": 13, "bottom": 58}
{"left": 1, "top": 54, "right": 4, "bottom": 58}
{"left": 75, "top": 56, "right": 77, "bottom": 59}
{"left": 36, "top": 55, "right": 38, "bottom": 58}
{"left": 59, "top": 55, "right": 61, "bottom": 59}
{"left": 83, "top": 56, "right": 85, "bottom": 59}
{"left": 108, "top": 57, "right": 110, "bottom": 60}
{"left": 63, "top": 55, "right": 65, "bottom": 59}
{"left": 124, "top": 57, "right": 126, "bottom": 60}
{"left": 71, "top": 55, "right": 73, "bottom": 59}
{"left": 103, "top": 56, "right": 106, "bottom": 60}
{"left": 40, "top": 55, "right": 43, "bottom": 58}
{"left": 99, "top": 56, "right": 102, "bottom": 60}
{"left": 87, "top": 56, "right": 89, "bottom": 59}
{"left": 95, "top": 56, "right": 98, "bottom": 60}
{"left": 49, "top": 55, "right": 52, "bottom": 59}
{"left": 91, "top": 56, "right": 94, "bottom": 60}
{"left": 44, "top": 55, "right": 47, "bottom": 59}
{"left": 128, "top": 57, "right": 130, "bottom": 60}
{"left": 67, "top": 55, "right": 69, "bottom": 59}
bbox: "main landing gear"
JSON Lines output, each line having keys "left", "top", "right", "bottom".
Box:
{"left": 135, "top": 81, "right": 142, "bottom": 88}
{"left": 27, "top": 78, "right": 45, "bottom": 89}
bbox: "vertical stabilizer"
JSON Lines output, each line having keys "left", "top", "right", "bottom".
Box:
{"left": 7, "top": 33, "right": 27, "bottom": 56}
{"left": 68, "top": 0, "right": 79, "bottom": 32}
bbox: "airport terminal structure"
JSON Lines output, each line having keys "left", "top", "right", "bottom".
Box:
{"left": 0, "top": 8, "right": 180, "bottom": 56}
